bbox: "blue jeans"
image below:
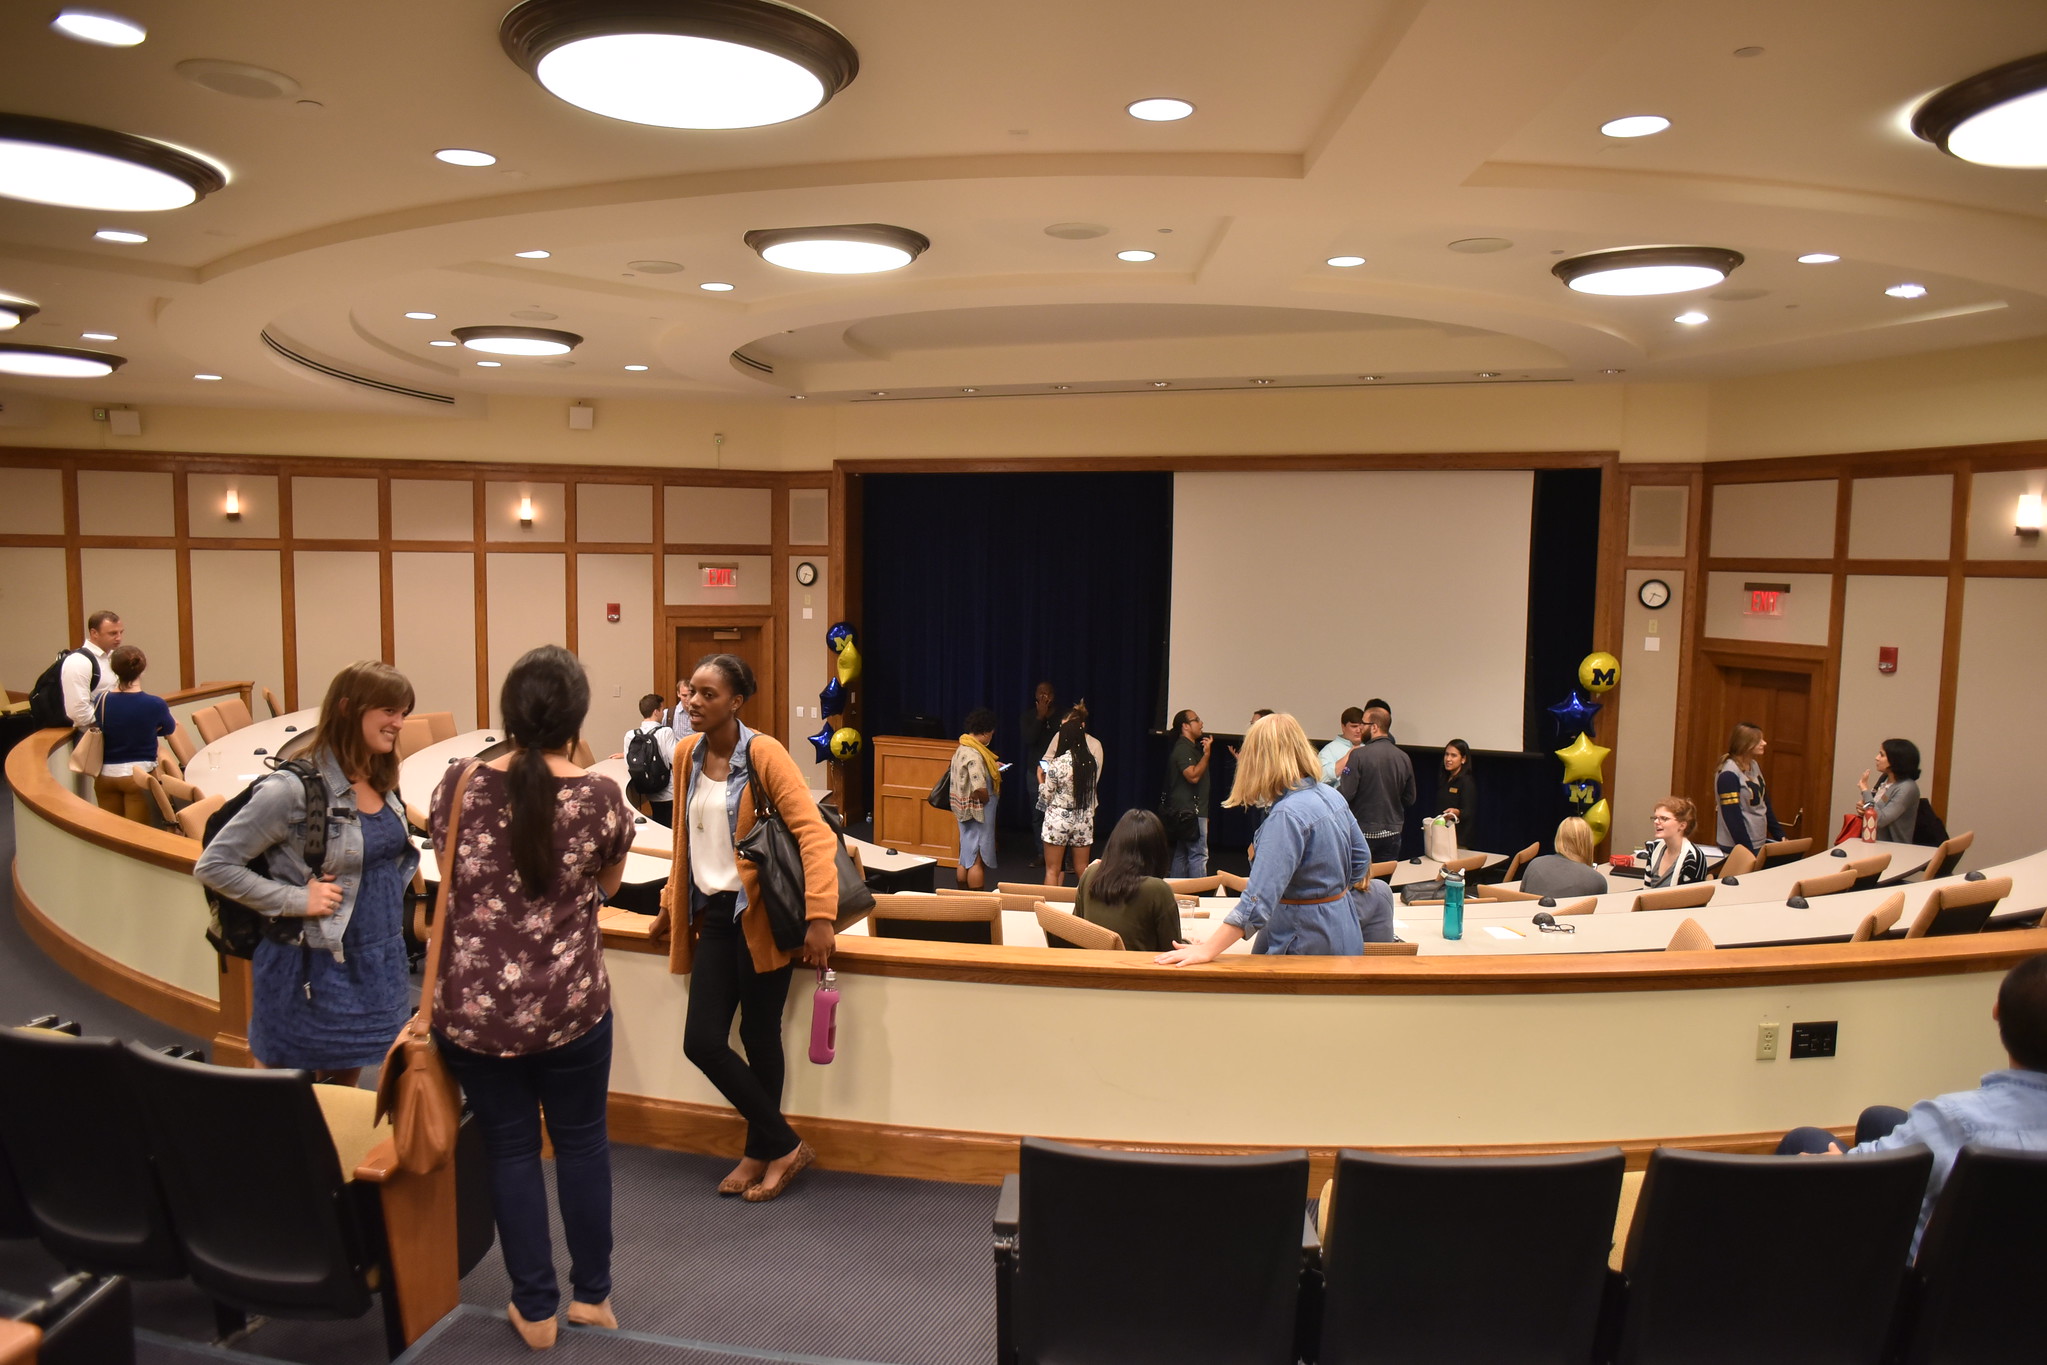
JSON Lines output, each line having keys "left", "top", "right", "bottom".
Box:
{"left": 1776, "top": 1104, "right": 1910, "bottom": 1155}
{"left": 436, "top": 1013, "right": 614, "bottom": 1320}
{"left": 1169, "top": 817, "right": 1209, "bottom": 879}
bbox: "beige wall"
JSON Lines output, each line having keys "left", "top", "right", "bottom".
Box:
{"left": 577, "top": 483, "right": 652, "bottom": 543}
{"left": 392, "top": 552, "right": 476, "bottom": 730}
{"left": 666, "top": 485, "right": 772, "bottom": 544}
{"left": 187, "top": 473, "right": 277, "bottom": 539}
{"left": 292, "top": 476, "right": 378, "bottom": 539}
{"left": 1849, "top": 474, "right": 1952, "bottom": 560}
{"left": 1966, "top": 467, "right": 2047, "bottom": 562}
{"left": 0, "top": 547, "right": 70, "bottom": 692}
{"left": 78, "top": 470, "right": 172, "bottom": 537}
{"left": 293, "top": 550, "right": 382, "bottom": 704}
{"left": 1831, "top": 576, "right": 1947, "bottom": 824}
{"left": 79, "top": 548, "right": 178, "bottom": 669}
{"left": 188, "top": 550, "right": 283, "bottom": 702}
{"left": 390, "top": 479, "right": 472, "bottom": 540}
{"left": 1613, "top": 569, "right": 1684, "bottom": 851}
{"left": 664, "top": 554, "right": 773, "bottom": 605}
{"left": 1948, "top": 577, "right": 2047, "bottom": 866}
{"left": 1702, "top": 571, "right": 1834, "bottom": 646}
{"left": 484, "top": 482, "right": 564, "bottom": 543}
{"left": 483, "top": 554, "right": 567, "bottom": 726}
{"left": 0, "top": 466, "right": 62, "bottom": 534}
{"left": 576, "top": 554, "right": 655, "bottom": 749}
{"left": 1709, "top": 480, "right": 1836, "bottom": 559}
{"left": 787, "top": 556, "right": 833, "bottom": 777}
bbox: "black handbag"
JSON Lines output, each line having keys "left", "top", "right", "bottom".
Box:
{"left": 737, "top": 759, "right": 875, "bottom": 951}
{"left": 1161, "top": 802, "right": 1199, "bottom": 843}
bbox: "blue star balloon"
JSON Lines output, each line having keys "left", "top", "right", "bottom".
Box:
{"left": 1547, "top": 689, "right": 1603, "bottom": 740}
{"left": 826, "top": 621, "right": 857, "bottom": 654}
{"left": 807, "top": 722, "right": 837, "bottom": 763}
{"left": 818, "top": 678, "right": 847, "bottom": 718}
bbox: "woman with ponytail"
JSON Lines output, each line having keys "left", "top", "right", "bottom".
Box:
{"left": 429, "top": 646, "right": 633, "bottom": 1350}
{"left": 1040, "top": 703, "right": 1104, "bottom": 885}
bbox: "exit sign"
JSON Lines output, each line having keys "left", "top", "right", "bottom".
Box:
{"left": 701, "top": 565, "right": 737, "bottom": 589}
{"left": 1748, "top": 589, "right": 1781, "bottom": 616}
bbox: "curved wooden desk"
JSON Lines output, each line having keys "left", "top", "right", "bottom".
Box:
{"left": 12, "top": 714, "right": 2046, "bottom": 1186}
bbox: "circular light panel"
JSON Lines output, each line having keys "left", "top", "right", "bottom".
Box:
{"left": 404, "top": 311, "right": 437, "bottom": 320}
{"left": 0, "top": 301, "right": 38, "bottom": 330}
{"left": 1600, "top": 114, "right": 1670, "bottom": 138}
{"left": 1326, "top": 255, "right": 1366, "bottom": 267}
{"left": 0, "top": 113, "right": 225, "bottom": 211}
{"left": 1127, "top": 98, "right": 1194, "bottom": 121}
{"left": 1674, "top": 311, "right": 1709, "bottom": 325}
{"left": 428, "top": 339, "right": 457, "bottom": 347}
{"left": 452, "top": 325, "right": 584, "bottom": 356}
{"left": 514, "top": 249, "right": 551, "bottom": 258}
{"left": 193, "top": 373, "right": 221, "bottom": 380}
{"left": 476, "top": 360, "right": 502, "bottom": 367}
{"left": 0, "top": 343, "right": 124, "bottom": 377}
{"left": 699, "top": 281, "right": 735, "bottom": 291}
{"left": 744, "top": 223, "right": 928, "bottom": 274}
{"left": 1797, "top": 253, "right": 1840, "bottom": 264}
{"left": 1886, "top": 283, "right": 1928, "bottom": 298}
{"left": 1553, "top": 245, "right": 1743, "bottom": 295}
{"left": 1116, "top": 249, "right": 1156, "bottom": 262}
{"left": 434, "top": 148, "right": 496, "bottom": 166}
{"left": 52, "top": 9, "right": 147, "bottom": 47}
{"left": 1911, "top": 52, "right": 2047, "bottom": 167}
{"left": 95, "top": 228, "right": 147, "bottom": 243}
{"left": 83, "top": 331, "right": 118, "bottom": 341}
{"left": 624, "top": 364, "right": 649, "bottom": 371}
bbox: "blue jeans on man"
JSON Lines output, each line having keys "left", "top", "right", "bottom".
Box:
{"left": 1169, "top": 817, "right": 1209, "bottom": 879}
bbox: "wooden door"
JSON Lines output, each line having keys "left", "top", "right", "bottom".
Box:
{"left": 1697, "top": 657, "right": 1818, "bottom": 841}
{"left": 669, "top": 612, "right": 779, "bottom": 743}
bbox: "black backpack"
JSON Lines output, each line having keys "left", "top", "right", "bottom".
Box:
{"left": 27, "top": 648, "right": 97, "bottom": 728}
{"left": 1912, "top": 798, "right": 1950, "bottom": 849}
{"left": 199, "top": 758, "right": 330, "bottom": 959}
{"left": 625, "top": 726, "right": 672, "bottom": 796}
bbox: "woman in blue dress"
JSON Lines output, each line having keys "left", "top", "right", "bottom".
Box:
{"left": 194, "top": 662, "right": 418, "bottom": 1084}
{"left": 1156, "top": 712, "right": 1392, "bottom": 964}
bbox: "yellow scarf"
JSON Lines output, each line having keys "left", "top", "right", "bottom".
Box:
{"left": 959, "top": 734, "right": 1002, "bottom": 797}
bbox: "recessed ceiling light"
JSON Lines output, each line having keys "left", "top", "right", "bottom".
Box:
{"left": 961, "top": 387, "right": 977, "bottom": 393}
{"left": 1477, "top": 371, "right": 1500, "bottom": 378}
{"left": 0, "top": 343, "right": 125, "bottom": 378}
{"left": 1151, "top": 380, "right": 1171, "bottom": 387}
{"left": 745, "top": 223, "right": 928, "bottom": 274}
{"left": 1359, "top": 375, "right": 1380, "bottom": 381}
{"left": 84, "top": 331, "right": 121, "bottom": 342}
{"left": 1796, "top": 252, "right": 1840, "bottom": 264}
{"left": 1116, "top": 249, "right": 1157, "bottom": 262}
{"left": 511, "top": 309, "right": 559, "bottom": 321}
{"left": 1044, "top": 222, "right": 1109, "bottom": 239}
{"left": 1127, "top": 97, "right": 1194, "bottom": 121}
{"left": 699, "top": 281, "right": 735, "bottom": 291}
{"left": 1885, "top": 283, "right": 1928, "bottom": 298}
{"left": 1603, "top": 368, "right": 1625, "bottom": 374}
{"left": 1447, "top": 237, "right": 1513, "bottom": 253}
{"left": 94, "top": 228, "right": 147, "bottom": 243}
{"left": 1553, "top": 245, "right": 1743, "bottom": 295}
{"left": 624, "top": 364, "right": 649, "bottom": 370}
{"left": 1600, "top": 114, "right": 1670, "bottom": 138}
{"left": 404, "top": 311, "right": 438, "bottom": 320}
{"left": 1326, "top": 255, "right": 1366, "bottom": 267}
{"left": 434, "top": 148, "right": 497, "bottom": 167}
{"left": 514, "top": 249, "right": 551, "bottom": 259}
{"left": 0, "top": 113, "right": 225, "bottom": 212}
{"left": 627, "top": 259, "right": 685, "bottom": 273}
{"left": 52, "top": 9, "right": 146, "bottom": 46}
{"left": 790, "top": 393, "right": 806, "bottom": 399}
{"left": 500, "top": 0, "right": 859, "bottom": 129}
{"left": 0, "top": 301, "right": 38, "bottom": 330}
{"left": 1911, "top": 51, "right": 2047, "bottom": 167}
{"left": 869, "top": 390, "right": 886, "bottom": 396}
{"left": 193, "top": 372, "right": 222, "bottom": 380}
{"left": 1052, "top": 385, "right": 1070, "bottom": 390}
{"left": 452, "top": 325, "right": 583, "bottom": 355}
{"left": 1251, "top": 379, "right": 1273, "bottom": 385}
{"left": 428, "top": 339, "right": 457, "bottom": 347}
{"left": 476, "top": 360, "right": 502, "bottom": 367}
{"left": 1674, "top": 311, "right": 1709, "bottom": 325}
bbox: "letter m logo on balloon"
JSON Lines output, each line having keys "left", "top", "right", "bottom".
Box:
{"left": 1589, "top": 664, "right": 1617, "bottom": 689}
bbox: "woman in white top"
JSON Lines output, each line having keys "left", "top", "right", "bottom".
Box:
{"left": 1039, "top": 705, "right": 1104, "bottom": 885}
{"left": 1857, "top": 738, "right": 1922, "bottom": 843}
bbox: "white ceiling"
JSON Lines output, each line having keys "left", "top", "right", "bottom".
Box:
{"left": 2, "top": 0, "right": 2045, "bottom": 412}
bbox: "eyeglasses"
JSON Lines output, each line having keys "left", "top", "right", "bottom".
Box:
{"left": 1535, "top": 920, "right": 1576, "bottom": 934}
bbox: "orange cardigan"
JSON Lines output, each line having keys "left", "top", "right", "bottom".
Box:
{"left": 661, "top": 730, "right": 839, "bottom": 975}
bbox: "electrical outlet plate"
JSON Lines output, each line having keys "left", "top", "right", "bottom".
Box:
{"left": 1756, "top": 1021, "right": 1781, "bottom": 1060}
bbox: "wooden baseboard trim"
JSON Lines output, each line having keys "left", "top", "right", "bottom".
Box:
{"left": 604, "top": 1091, "right": 1837, "bottom": 1188}
{"left": 11, "top": 861, "right": 220, "bottom": 1039}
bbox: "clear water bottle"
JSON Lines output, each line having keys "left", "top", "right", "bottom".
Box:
{"left": 1442, "top": 866, "right": 1466, "bottom": 941}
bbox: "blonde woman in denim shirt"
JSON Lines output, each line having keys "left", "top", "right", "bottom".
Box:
{"left": 194, "top": 662, "right": 418, "bottom": 1084}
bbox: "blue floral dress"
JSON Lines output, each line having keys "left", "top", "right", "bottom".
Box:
{"left": 248, "top": 800, "right": 413, "bottom": 1069}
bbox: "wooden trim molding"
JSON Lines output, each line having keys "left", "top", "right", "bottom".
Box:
{"left": 12, "top": 865, "right": 218, "bottom": 1037}
{"left": 8, "top": 728, "right": 203, "bottom": 873}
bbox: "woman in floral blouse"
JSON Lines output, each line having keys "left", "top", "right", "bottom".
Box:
{"left": 430, "top": 645, "right": 632, "bottom": 1351}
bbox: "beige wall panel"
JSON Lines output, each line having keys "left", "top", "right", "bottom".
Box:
{"left": 575, "top": 554, "right": 653, "bottom": 749}
{"left": 186, "top": 472, "right": 278, "bottom": 539}
{"left": 77, "top": 470, "right": 172, "bottom": 537}
{"left": 1831, "top": 577, "right": 1947, "bottom": 823}
{"left": 1612, "top": 570, "right": 1684, "bottom": 851}
{"left": 1709, "top": 480, "right": 1837, "bottom": 559}
{"left": 79, "top": 549, "right": 177, "bottom": 669}
{"left": 485, "top": 481, "right": 564, "bottom": 543}
{"left": 0, "top": 467, "right": 62, "bottom": 534}
{"left": 663, "top": 554, "right": 772, "bottom": 605}
{"left": 1626, "top": 484, "right": 1687, "bottom": 557}
{"left": 389, "top": 479, "right": 474, "bottom": 541}
{"left": 291, "top": 476, "right": 379, "bottom": 540}
{"left": 576, "top": 483, "right": 652, "bottom": 543}
{"left": 1703, "top": 571, "right": 1833, "bottom": 646}
{"left": 787, "top": 557, "right": 832, "bottom": 775}
{"left": 1964, "top": 467, "right": 2047, "bottom": 562}
{"left": 666, "top": 486, "right": 771, "bottom": 544}
{"left": 391, "top": 552, "right": 476, "bottom": 728}
{"left": 0, "top": 548, "right": 71, "bottom": 691}
{"left": 293, "top": 551, "right": 383, "bottom": 707}
{"left": 485, "top": 553, "right": 567, "bottom": 725}
{"left": 1948, "top": 577, "right": 2047, "bottom": 866}
{"left": 789, "top": 488, "right": 829, "bottom": 546}
{"left": 189, "top": 551, "right": 282, "bottom": 704}
{"left": 1848, "top": 475, "right": 1952, "bottom": 560}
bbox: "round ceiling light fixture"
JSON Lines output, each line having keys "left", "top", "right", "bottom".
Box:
{"left": 0, "top": 113, "right": 226, "bottom": 211}
{"left": 1600, "top": 114, "right": 1670, "bottom": 138}
{"left": 744, "top": 223, "right": 929, "bottom": 274}
{"left": 0, "top": 299, "right": 39, "bottom": 330}
{"left": 500, "top": 0, "right": 859, "bottom": 130}
{"left": 1552, "top": 244, "right": 1744, "bottom": 296}
{"left": 451, "top": 325, "right": 584, "bottom": 356}
{"left": 1116, "top": 249, "right": 1157, "bottom": 262}
{"left": 94, "top": 228, "right": 148, "bottom": 243}
{"left": 1796, "top": 252, "right": 1840, "bottom": 264}
{"left": 0, "top": 342, "right": 125, "bottom": 378}
{"left": 514, "top": 249, "right": 551, "bottom": 259}
{"left": 1326, "top": 255, "right": 1366, "bottom": 267}
{"left": 1911, "top": 51, "right": 2047, "bottom": 167}
{"left": 434, "top": 148, "right": 497, "bottom": 167}
{"left": 52, "top": 9, "right": 147, "bottom": 47}
{"left": 699, "top": 281, "right": 735, "bottom": 291}
{"left": 1885, "top": 282, "right": 1928, "bottom": 299}
{"left": 1127, "top": 97, "right": 1194, "bottom": 121}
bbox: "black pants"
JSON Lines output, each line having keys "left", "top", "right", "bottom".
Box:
{"left": 1367, "top": 834, "right": 1402, "bottom": 866}
{"left": 682, "top": 894, "right": 799, "bottom": 1160}
{"left": 649, "top": 798, "right": 674, "bottom": 829}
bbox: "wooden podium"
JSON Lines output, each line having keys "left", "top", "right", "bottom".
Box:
{"left": 870, "top": 735, "right": 961, "bottom": 867}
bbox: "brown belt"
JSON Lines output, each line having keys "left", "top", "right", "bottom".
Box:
{"left": 1279, "top": 890, "right": 1347, "bottom": 905}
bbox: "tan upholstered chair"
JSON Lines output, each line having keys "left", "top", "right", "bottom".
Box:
{"left": 190, "top": 706, "right": 228, "bottom": 745}
{"left": 1498, "top": 842, "right": 1540, "bottom": 885}
{"left": 262, "top": 686, "right": 284, "bottom": 718}
{"left": 1666, "top": 918, "right": 1715, "bottom": 952}
{"left": 421, "top": 711, "right": 457, "bottom": 745}
{"left": 165, "top": 726, "right": 196, "bottom": 769}
{"left": 1165, "top": 874, "right": 1223, "bottom": 897}
{"left": 934, "top": 886, "right": 1002, "bottom": 900}
{"left": 394, "top": 715, "right": 434, "bottom": 760}
{"left": 1001, "top": 880, "right": 1076, "bottom": 904}
{"left": 1361, "top": 942, "right": 1420, "bottom": 956}
{"left": 1633, "top": 883, "right": 1715, "bottom": 912}
{"left": 1035, "top": 904, "right": 1123, "bottom": 951}
{"left": 1849, "top": 891, "right": 1907, "bottom": 943}
{"left": 868, "top": 892, "right": 1003, "bottom": 945}
{"left": 1717, "top": 845, "right": 1758, "bottom": 879}
{"left": 1758, "top": 836, "right": 1812, "bottom": 868}
{"left": 1846, "top": 853, "right": 1891, "bottom": 891}
{"left": 1218, "top": 870, "right": 1249, "bottom": 893}
{"left": 1441, "top": 853, "right": 1486, "bottom": 877}
{"left": 570, "top": 737, "right": 596, "bottom": 768}
{"left": 175, "top": 793, "right": 227, "bottom": 842}
{"left": 1905, "top": 877, "right": 2012, "bottom": 939}
{"left": 1921, "top": 831, "right": 1974, "bottom": 881}
{"left": 214, "top": 696, "right": 254, "bottom": 733}
{"left": 1789, "top": 868, "right": 1857, "bottom": 900}
{"left": 1552, "top": 898, "right": 1597, "bottom": 917}
{"left": 1472, "top": 885, "right": 1539, "bottom": 903}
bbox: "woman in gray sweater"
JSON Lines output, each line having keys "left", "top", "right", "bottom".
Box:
{"left": 1857, "top": 738, "right": 1922, "bottom": 843}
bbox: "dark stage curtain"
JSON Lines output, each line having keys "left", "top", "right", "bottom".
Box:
{"left": 860, "top": 471, "right": 1173, "bottom": 835}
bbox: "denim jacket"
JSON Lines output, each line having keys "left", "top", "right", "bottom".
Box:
{"left": 191, "top": 748, "right": 419, "bottom": 961}
{"left": 683, "top": 721, "right": 757, "bottom": 923}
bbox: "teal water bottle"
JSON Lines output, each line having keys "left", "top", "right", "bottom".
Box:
{"left": 1442, "top": 866, "right": 1465, "bottom": 941}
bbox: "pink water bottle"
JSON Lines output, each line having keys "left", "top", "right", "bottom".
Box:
{"left": 1860, "top": 803, "right": 1878, "bottom": 842}
{"left": 808, "top": 966, "right": 839, "bottom": 1064}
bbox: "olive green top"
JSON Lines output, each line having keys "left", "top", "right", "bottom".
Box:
{"left": 1074, "top": 865, "right": 1184, "bottom": 953}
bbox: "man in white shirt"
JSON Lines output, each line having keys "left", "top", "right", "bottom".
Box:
{"left": 1319, "top": 706, "right": 1365, "bottom": 784}
{"left": 62, "top": 609, "right": 123, "bottom": 727}
{"left": 618, "top": 692, "right": 678, "bottom": 827}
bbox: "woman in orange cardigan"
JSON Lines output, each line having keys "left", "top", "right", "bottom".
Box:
{"left": 653, "top": 653, "right": 838, "bottom": 1202}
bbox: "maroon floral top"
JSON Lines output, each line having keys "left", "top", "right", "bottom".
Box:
{"left": 428, "top": 763, "right": 633, "bottom": 1057}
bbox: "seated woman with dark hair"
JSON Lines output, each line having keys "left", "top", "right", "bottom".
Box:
{"left": 1858, "top": 738, "right": 1922, "bottom": 843}
{"left": 1643, "top": 795, "right": 1712, "bottom": 888}
{"left": 1074, "top": 810, "right": 1183, "bottom": 953}
{"left": 1519, "top": 817, "right": 1608, "bottom": 899}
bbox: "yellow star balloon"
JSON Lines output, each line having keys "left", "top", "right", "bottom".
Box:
{"left": 1583, "top": 798, "right": 1611, "bottom": 845}
{"left": 1555, "top": 732, "right": 1611, "bottom": 785}
{"left": 835, "top": 640, "right": 861, "bottom": 685}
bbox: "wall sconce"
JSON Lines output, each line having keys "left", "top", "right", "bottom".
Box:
{"left": 2018, "top": 492, "right": 2043, "bottom": 539}
{"left": 224, "top": 489, "right": 241, "bottom": 522}
{"left": 518, "top": 495, "right": 534, "bottom": 528}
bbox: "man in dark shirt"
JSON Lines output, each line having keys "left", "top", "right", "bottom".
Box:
{"left": 1164, "top": 708, "right": 1212, "bottom": 878}
{"left": 1339, "top": 706, "right": 1414, "bottom": 863}
{"left": 1019, "top": 681, "right": 1059, "bottom": 839}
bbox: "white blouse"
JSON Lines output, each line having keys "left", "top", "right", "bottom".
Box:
{"left": 688, "top": 772, "right": 742, "bottom": 895}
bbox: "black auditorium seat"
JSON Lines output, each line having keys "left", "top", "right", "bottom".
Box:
{"left": 1613, "top": 1146, "right": 1931, "bottom": 1365}
{"left": 994, "top": 1137, "right": 1310, "bottom": 1365}
{"left": 0, "top": 1272, "right": 134, "bottom": 1365}
{"left": 1317, "top": 1148, "right": 1624, "bottom": 1365}
{"left": 1895, "top": 1144, "right": 2047, "bottom": 1365}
